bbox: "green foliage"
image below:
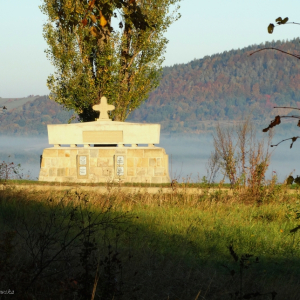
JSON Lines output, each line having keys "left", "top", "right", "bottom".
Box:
{"left": 1, "top": 187, "right": 300, "bottom": 298}
{"left": 41, "top": 0, "right": 181, "bottom": 121}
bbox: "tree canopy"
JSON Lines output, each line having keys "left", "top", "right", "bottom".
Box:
{"left": 41, "top": 0, "right": 180, "bottom": 121}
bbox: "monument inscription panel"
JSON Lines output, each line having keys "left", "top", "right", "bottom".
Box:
{"left": 77, "top": 155, "right": 89, "bottom": 179}
{"left": 116, "top": 167, "right": 124, "bottom": 176}
{"left": 117, "top": 156, "right": 124, "bottom": 165}
{"left": 82, "top": 131, "right": 123, "bottom": 143}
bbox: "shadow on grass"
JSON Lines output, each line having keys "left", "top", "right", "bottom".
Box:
{"left": 0, "top": 188, "right": 299, "bottom": 299}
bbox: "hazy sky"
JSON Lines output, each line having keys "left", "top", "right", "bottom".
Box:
{"left": 1, "top": 0, "right": 300, "bottom": 97}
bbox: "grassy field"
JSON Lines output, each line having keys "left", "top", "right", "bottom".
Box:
{"left": 0, "top": 184, "right": 300, "bottom": 299}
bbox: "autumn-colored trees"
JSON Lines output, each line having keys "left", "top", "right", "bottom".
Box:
{"left": 129, "top": 38, "right": 300, "bottom": 127}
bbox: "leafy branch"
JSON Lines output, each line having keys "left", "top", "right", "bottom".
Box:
{"left": 262, "top": 107, "right": 300, "bottom": 148}
{"left": 250, "top": 17, "right": 300, "bottom": 60}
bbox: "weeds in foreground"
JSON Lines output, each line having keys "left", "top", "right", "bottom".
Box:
{"left": 211, "top": 119, "right": 273, "bottom": 195}
{"left": 0, "top": 189, "right": 133, "bottom": 299}
{"left": 0, "top": 186, "right": 299, "bottom": 299}
{"left": 222, "top": 245, "right": 277, "bottom": 299}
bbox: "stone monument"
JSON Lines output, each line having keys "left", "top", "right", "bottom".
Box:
{"left": 39, "top": 97, "right": 170, "bottom": 183}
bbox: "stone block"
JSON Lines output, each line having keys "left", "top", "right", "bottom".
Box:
{"left": 70, "top": 149, "right": 78, "bottom": 157}
{"left": 47, "top": 118, "right": 160, "bottom": 145}
{"left": 41, "top": 158, "right": 45, "bottom": 168}
{"left": 56, "top": 158, "right": 65, "bottom": 168}
{"left": 90, "top": 149, "right": 98, "bottom": 157}
{"left": 45, "top": 159, "right": 51, "bottom": 168}
{"left": 90, "top": 167, "right": 102, "bottom": 176}
{"left": 144, "top": 149, "right": 163, "bottom": 158}
{"left": 131, "top": 176, "right": 151, "bottom": 183}
{"left": 39, "top": 168, "right": 48, "bottom": 177}
{"left": 127, "top": 157, "right": 134, "bottom": 168}
{"left": 98, "top": 149, "right": 116, "bottom": 157}
{"left": 147, "top": 167, "right": 154, "bottom": 176}
{"left": 136, "top": 158, "right": 148, "bottom": 167}
{"left": 127, "top": 167, "right": 135, "bottom": 176}
{"left": 115, "top": 149, "right": 127, "bottom": 155}
{"left": 102, "top": 167, "right": 113, "bottom": 177}
{"left": 136, "top": 167, "right": 146, "bottom": 176}
{"left": 65, "top": 168, "right": 69, "bottom": 176}
{"left": 127, "top": 149, "right": 144, "bottom": 158}
{"left": 151, "top": 177, "right": 162, "bottom": 184}
{"left": 58, "top": 150, "right": 66, "bottom": 157}
{"left": 58, "top": 149, "right": 71, "bottom": 157}
{"left": 154, "top": 167, "right": 165, "bottom": 176}
{"left": 51, "top": 158, "right": 58, "bottom": 167}
{"left": 90, "top": 157, "right": 97, "bottom": 167}
{"left": 69, "top": 168, "right": 77, "bottom": 176}
{"left": 70, "top": 157, "right": 77, "bottom": 166}
{"left": 57, "top": 168, "right": 66, "bottom": 176}
{"left": 49, "top": 168, "right": 57, "bottom": 177}
{"left": 63, "top": 159, "right": 71, "bottom": 168}
{"left": 149, "top": 158, "right": 156, "bottom": 167}
{"left": 157, "top": 158, "right": 162, "bottom": 167}
{"left": 78, "top": 149, "right": 89, "bottom": 155}
{"left": 97, "top": 157, "right": 113, "bottom": 167}
{"left": 43, "top": 149, "right": 58, "bottom": 157}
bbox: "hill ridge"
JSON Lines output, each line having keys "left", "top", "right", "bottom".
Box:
{"left": 2, "top": 38, "right": 300, "bottom": 135}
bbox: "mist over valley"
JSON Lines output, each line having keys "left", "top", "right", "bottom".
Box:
{"left": 0, "top": 132, "right": 298, "bottom": 183}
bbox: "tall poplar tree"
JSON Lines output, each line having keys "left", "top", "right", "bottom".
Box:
{"left": 41, "top": 0, "right": 180, "bottom": 122}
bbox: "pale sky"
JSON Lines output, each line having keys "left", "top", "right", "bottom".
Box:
{"left": 1, "top": 0, "right": 300, "bottom": 97}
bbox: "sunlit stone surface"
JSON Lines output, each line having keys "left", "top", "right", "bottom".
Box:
{"left": 39, "top": 97, "right": 170, "bottom": 183}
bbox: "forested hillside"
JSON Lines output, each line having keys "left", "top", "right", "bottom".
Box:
{"left": 128, "top": 38, "right": 300, "bottom": 133}
{"left": 0, "top": 96, "right": 75, "bottom": 135}
{"left": 2, "top": 38, "right": 300, "bottom": 135}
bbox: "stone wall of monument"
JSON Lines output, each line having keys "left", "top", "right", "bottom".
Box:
{"left": 39, "top": 147, "right": 170, "bottom": 184}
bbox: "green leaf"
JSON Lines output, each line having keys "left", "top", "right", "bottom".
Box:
{"left": 275, "top": 17, "right": 282, "bottom": 22}
{"left": 281, "top": 17, "right": 289, "bottom": 24}
{"left": 268, "top": 23, "right": 275, "bottom": 34}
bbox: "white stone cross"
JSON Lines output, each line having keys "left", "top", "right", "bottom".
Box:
{"left": 92, "top": 96, "right": 115, "bottom": 121}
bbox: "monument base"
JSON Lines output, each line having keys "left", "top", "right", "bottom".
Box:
{"left": 39, "top": 147, "right": 170, "bottom": 184}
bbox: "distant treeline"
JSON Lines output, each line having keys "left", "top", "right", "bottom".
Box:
{"left": 2, "top": 38, "right": 300, "bottom": 135}
{"left": 129, "top": 38, "right": 300, "bottom": 133}
{"left": 0, "top": 96, "right": 75, "bottom": 135}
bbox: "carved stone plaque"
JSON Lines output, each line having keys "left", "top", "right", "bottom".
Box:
{"left": 79, "top": 166, "right": 87, "bottom": 176}
{"left": 77, "top": 155, "right": 89, "bottom": 179}
{"left": 116, "top": 167, "right": 124, "bottom": 176}
{"left": 80, "top": 156, "right": 86, "bottom": 165}
{"left": 82, "top": 131, "right": 123, "bottom": 143}
{"left": 117, "top": 156, "right": 124, "bottom": 165}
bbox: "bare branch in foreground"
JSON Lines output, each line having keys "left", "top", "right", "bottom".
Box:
{"left": 249, "top": 48, "right": 300, "bottom": 60}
